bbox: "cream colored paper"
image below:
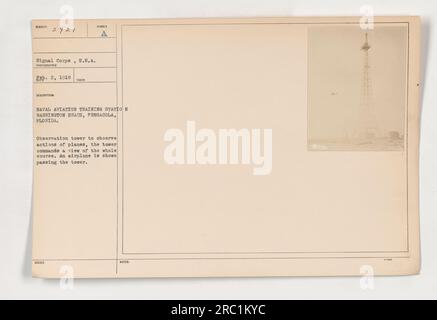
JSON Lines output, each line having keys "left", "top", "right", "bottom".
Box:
{"left": 31, "top": 17, "right": 421, "bottom": 278}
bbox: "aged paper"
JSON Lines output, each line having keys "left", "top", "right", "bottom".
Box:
{"left": 31, "top": 17, "right": 421, "bottom": 278}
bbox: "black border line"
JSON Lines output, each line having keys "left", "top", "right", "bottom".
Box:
{"left": 115, "top": 24, "right": 119, "bottom": 274}
{"left": 118, "top": 21, "right": 411, "bottom": 258}
{"left": 33, "top": 256, "right": 410, "bottom": 262}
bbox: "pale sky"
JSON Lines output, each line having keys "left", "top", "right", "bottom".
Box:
{"left": 308, "top": 25, "right": 408, "bottom": 141}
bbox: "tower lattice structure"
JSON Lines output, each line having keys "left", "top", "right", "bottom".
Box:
{"left": 357, "top": 32, "right": 379, "bottom": 140}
